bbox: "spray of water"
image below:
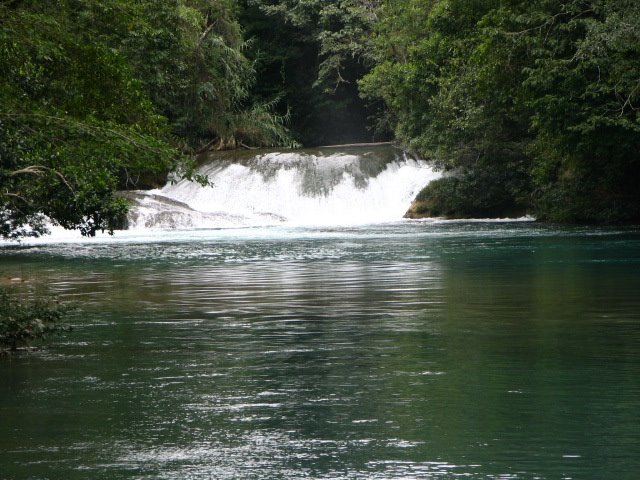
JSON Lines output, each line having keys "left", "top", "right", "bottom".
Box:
{"left": 126, "top": 146, "right": 440, "bottom": 229}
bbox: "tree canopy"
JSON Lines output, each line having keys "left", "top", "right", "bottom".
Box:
{"left": 2, "top": 0, "right": 639, "bottom": 238}
{"left": 240, "top": 0, "right": 385, "bottom": 145}
{"left": 362, "top": 0, "right": 640, "bottom": 222}
{"left": 0, "top": 0, "right": 294, "bottom": 238}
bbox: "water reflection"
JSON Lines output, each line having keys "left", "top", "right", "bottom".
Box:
{"left": 1, "top": 222, "right": 640, "bottom": 479}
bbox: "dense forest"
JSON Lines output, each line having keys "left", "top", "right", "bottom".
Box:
{"left": 1, "top": 0, "right": 639, "bottom": 239}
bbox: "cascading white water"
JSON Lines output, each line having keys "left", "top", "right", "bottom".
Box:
{"left": 126, "top": 145, "right": 441, "bottom": 229}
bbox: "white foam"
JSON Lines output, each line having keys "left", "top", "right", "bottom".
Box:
{"left": 127, "top": 150, "right": 441, "bottom": 230}
{"left": 2, "top": 148, "right": 447, "bottom": 245}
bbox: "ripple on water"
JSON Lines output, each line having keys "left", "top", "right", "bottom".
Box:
{"left": 1, "top": 222, "right": 640, "bottom": 479}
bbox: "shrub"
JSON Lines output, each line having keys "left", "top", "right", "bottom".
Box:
{"left": 410, "top": 168, "right": 529, "bottom": 219}
{"left": 0, "top": 286, "right": 71, "bottom": 354}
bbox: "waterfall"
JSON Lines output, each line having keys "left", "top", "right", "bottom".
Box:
{"left": 126, "top": 145, "right": 441, "bottom": 229}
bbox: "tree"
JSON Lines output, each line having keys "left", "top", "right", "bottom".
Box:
{"left": 361, "top": 0, "right": 532, "bottom": 217}
{"left": 120, "top": 0, "right": 295, "bottom": 150}
{"left": 240, "top": 0, "right": 384, "bottom": 145}
{"left": 518, "top": 0, "right": 640, "bottom": 222}
{"left": 0, "top": 1, "right": 181, "bottom": 237}
{"left": 0, "top": 0, "right": 294, "bottom": 239}
{"left": 363, "top": 0, "right": 640, "bottom": 223}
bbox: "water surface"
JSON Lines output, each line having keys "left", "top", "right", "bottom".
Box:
{"left": 1, "top": 221, "right": 639, "bottom": 479}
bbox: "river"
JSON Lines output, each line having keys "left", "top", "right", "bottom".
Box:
{"left": 1, "top": 220, "right": 640, "bottom": 479}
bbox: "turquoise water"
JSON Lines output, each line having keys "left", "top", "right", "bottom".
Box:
{"left": 1, "top": 221, "right": 639, "bottom": 479}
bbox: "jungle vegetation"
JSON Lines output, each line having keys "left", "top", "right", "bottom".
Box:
{"left": 1, "top": 0, "right": 639, "bottom": 240}
{"left": 362, "top": 0, "right": 640, "bottom": 223}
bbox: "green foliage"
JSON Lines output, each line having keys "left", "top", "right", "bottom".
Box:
{"left": 122, "top": 0, "right": 290, "bottom": 148}
{"left": 3, "top": 0, "right": 637, "bottom": 231}
{"left": 0, "top": 0, "right": 295, "bottom": 239}
{"left": 361, "top": 0, "right": 531, "bottom": 215}
{"left": 248, "top": 0, "right": 378, "bottom": 91}
{"left": 412, "top": 162, "right": 529, "bottom": 219}
{"left": 363, "top": 0, "right": 640, "bottom": 223}
{"left": 518, "top": 0, "right": 640, "bottom": 223}
{"left": 241, "top": 0, "right": 384, "bottom": 145}
{"left": 0, "top": 3, "right": 178, "bottom": 237}
{"left": 0, "top": 286, "right": 71, "bottom": 354}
